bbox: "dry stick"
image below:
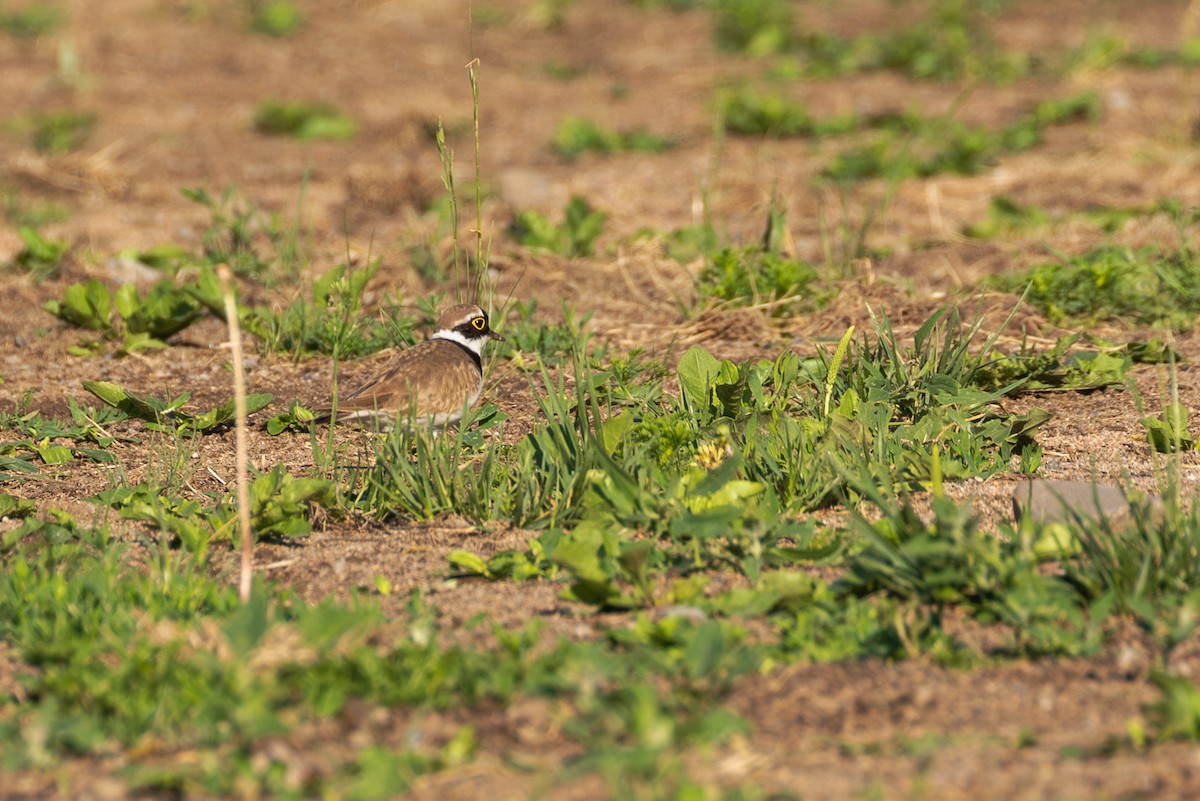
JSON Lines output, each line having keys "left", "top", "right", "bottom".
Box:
{"left": 216, "top": 264, "right": 254, "bottom": 603}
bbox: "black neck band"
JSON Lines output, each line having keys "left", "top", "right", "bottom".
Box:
{"left": 444, "top": 337, "right": 482, "bottom": 372}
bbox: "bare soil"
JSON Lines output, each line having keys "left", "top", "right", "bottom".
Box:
{"left": 6, "top": 1, "right": 1200, "bottom": 798}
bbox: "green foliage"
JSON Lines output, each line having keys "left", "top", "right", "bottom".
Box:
{"left": 694, "top": 201, "right": 824, "bottom": 312}
{"left": 965, "top": 195, "right": 1163, "bottom": 240}
{"left": 995, "top": 246, "right": 1200, "bottom": 329}
{"left": 5, "top": 226, "right": 69, "bottom": 280}
{"left": 96, "top": 466, "right": 334, "bottom": 556}
{"left": 31, "top": 110, "right": 96, "bottom": 153}
{"left": 116, "top": 243, "right": 195, "bottom": 274}
{"left": 2, "top": 188, "right": 69, "bottom": 228}
{"left": 509, "top": 196, "right": 607, "bottom": 257}
{"left": 265, "top": 399, "right": 315, "bottom": 435}
{"left": 1058, "top": 29, "right": 1200, "bottom": 73}
{"left": 0, "top": 518, "right": 762, "bottom": 795}
{"left": 244, "top": 260, "right": 415, "bottom": 359}
{"left": 712, "top": 0, "right": 794, "bottom": 56}
{"left": 497, "top": 300, "right": 593, "bottom": 368}
{"left": 254, "top": 99, "right": 356, "bottom": 140}
{"left": 972, "top": 335, "right": 1131, "bottom": 394}
{"left": 551, "top": 116, "right": 673, "bottom": 160}
{"left": 696, "top": 246, "right": 820, "bottom": 311}
{"left": 964, "top": 195, "right": 1052, "bottom": 238}
{"left": 82, "top": 380, "right": 273, "bottom": 435}
{"left": 248, "top": 0, "right": 301, "bottom": 36}
{"left": 783, "top": 0, "right": 1026, "bottom": 83}
{"left": 836, "top": 492, "right": 1101, "bottom": 658}
{"left": 180, "top": 185, "right": 287, "bottom": 277}
{"left": 0, "top": 433, "right": 114, "bottom": 474}
{"left": 1056, "top": 483, "right": 1200, "bottom": 629}
{"left": 44, "top": 278, "right": 208, "bottom": 355}
{"left": 440, "top": 305, "right": 1064, "bottom": 621}
{"left": 352, "top": 403, "right": 518, "bottom": 524}
{"left": 1142, "top": 402, "right": 1195, "bottom": 453}
{"left": 0, "top": 493, "right": 35, "bottom": 519}
{"left": 242, "top": 465, "right": 337, "bottom": 538}
{"left": 43, "top": 254, "right": 400, "bottom": 360}
{"left": 716, "top": 86, "right": 856, "bottom": 138}
{"left": 1146, "top": 671, "right": 1200, "bottom": 742}
{"left": 773, "top": 590, "right": 941, "bottom": 663}
{"left": 822, "top": 94, "right": 1099, "bottom": 184}
{"left": 0, "top": 2, "right": 63, "bottom": 38}
{"left": 1120, "top": 37, "right": 1200, "bottom": 70}
{"left": 527, "top": 0, "right": 575, "bottom": 30}
{"left": 863, "top": 0, "right": 1027, "bottom": 83}
{"left": 0, "top": 399, "right": 126, "bottom": 478}
{"left": 5, "top": 313, "right": 1191, "bottom": 793}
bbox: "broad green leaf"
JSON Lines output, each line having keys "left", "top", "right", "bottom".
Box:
{"left": 677, "top": 345, "right": 720, "bottom": 414}
{"left": 684, "top": 620, "right": 725, "bottom": 679}
{"left": 599, "top": 410, "right": 635, "bottom": 455}
{"left": 0, "top": 493, "right": 35, "bottom": 519}
{"left": 552, "top": 520, "right": 611, "bottom": 585}
{"left": 120, "top": 331, "right": 169, "bottom": 354}
{"left": 35, "top": 443, "right": 73, "bottom": 465}
{"left": 82, "top": 380, "right": 131, "bottom": 408}
{"left": 46, "top": 279, "right": 112, "bottom": 331}
{"left": 446, "top": 550, "right": 490, "bottom": 576}
{"left": 223, "top": 588, "right": 271, "bottom": 656}
{"left": 113, "top": 282, "right": 140, "bottom": 319}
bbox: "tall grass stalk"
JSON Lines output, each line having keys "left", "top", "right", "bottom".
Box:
{"left": 217, "top": 265, "right": 254, "bottom": 603}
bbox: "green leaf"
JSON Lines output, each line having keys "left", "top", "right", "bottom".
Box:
{"left": 82, "top": 380, "right": 169, "bottom": 423}
{"left": 684, "top": 620, "right": 726, "bottom": 679}
{"left": 120, "top": 331, "right": 169, "bottom": 354}
{"left": 0, "top": 455, "right": 40, "bottom": 481}
{"left": 73, "top": 447, "right": 115, "bottom": 464}
{"left": 0, "top": 493, "right": 35, "bottom": 519}
{"left": 599, "top": 410, "right": 635, "bottom": 455}
{"left": 553, "top": 520, "right": 611, "bottom": 586}
{"left": 1005, "top": 407, "right": 1053, "bottom": 447}
{"left": 113, "top": 282, "right": 140, "bottom": 319}
{"left": 1142, "top": 402, "right": 1195, "bottom": 453}
{"left": 616, "top": 539, "right": 654, "bottom": 587}
{"left": 125, "top": 281, "right": 205, "bottom": 338}
{"left": 223, "top": 588, "right": 271, "bottom": 656}
{"left": 35, "top": 443, "right": 73, "bottom": 465}
{"left": 446, "top": 550, "right": 490, "bottom": 576}
{"left": 45, "top": 279, "right": 113, "bottom": 331}
{"left": 677, "top": 345, "right": 721, "bottom": 416}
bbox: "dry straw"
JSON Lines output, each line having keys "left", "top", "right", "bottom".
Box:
{"left": 217, "top": 264, "right": 254, "bottom": 602}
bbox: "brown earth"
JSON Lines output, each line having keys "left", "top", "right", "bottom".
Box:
{"left": 6, "top": 0, "right": 1200, "bottom": 798}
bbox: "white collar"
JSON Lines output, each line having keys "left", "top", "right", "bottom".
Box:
{"left": 432, "top": 328, "right": 486, "bottom": 356}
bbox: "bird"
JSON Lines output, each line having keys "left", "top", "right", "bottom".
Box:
{"left": 317, "top": 303, "right": 502, "bottom": 431}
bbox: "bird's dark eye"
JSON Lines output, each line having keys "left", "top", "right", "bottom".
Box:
{"left": 471, "top": 317, "right": 486, "bottom": 331}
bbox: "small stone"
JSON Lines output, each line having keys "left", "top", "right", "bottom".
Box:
{"left": 1011, "top": 479, "right": 1162, "bottom": 526}
{"left": 1115, "top": 644, "right": 1146, "bottom": 678}
{"left": 102, "top": 255, "right": 161, "bottom": 284}
{"left": 1106, "top": 88, "right": 1133, "bottom": 113}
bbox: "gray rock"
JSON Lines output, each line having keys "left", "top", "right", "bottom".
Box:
{"left": 102, "top": 255, "right": 162, "bottom": 284}
{"left": 1011, "top": 479, "right": 1162, "bottom": 526}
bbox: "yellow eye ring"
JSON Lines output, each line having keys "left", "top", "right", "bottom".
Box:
{"left": 471, "top": 317, "right": 486, "bottom": 331}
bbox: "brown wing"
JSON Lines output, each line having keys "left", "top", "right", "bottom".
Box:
{"left": 320, "top": 340, "right": 481, "bottom": 425}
